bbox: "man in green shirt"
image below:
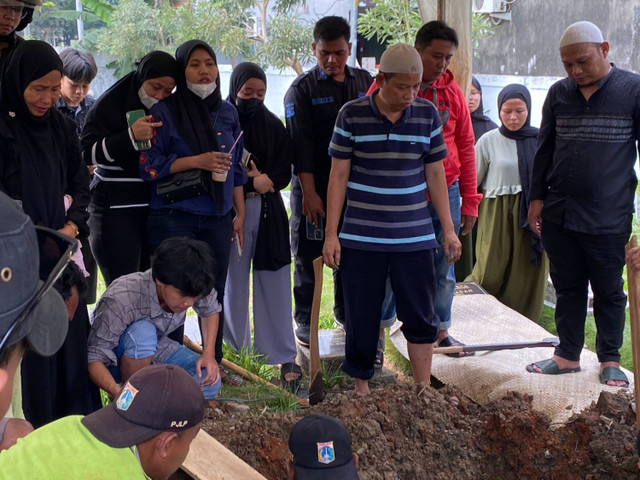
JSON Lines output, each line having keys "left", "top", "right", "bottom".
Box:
{"left": 0, "top": 363, "right": 205, "bottom": 479}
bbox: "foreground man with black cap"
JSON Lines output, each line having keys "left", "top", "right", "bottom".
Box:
{"left": 287, "top": 414, "right": 359, "bottom": 479}
{"left": 0, "top": 364, "right": 205, "bottom": 479}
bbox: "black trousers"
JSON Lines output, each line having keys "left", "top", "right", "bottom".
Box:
{"left": 88, "top": 202, "right": 150, "bottom": 287}
{"left": 541, "top": 221, "right": 628, "bottom": 363}
{"left": 340, "top": 247, "right": 438, "bottom": 379}
{"left": 289, "top": 175, "right": 344, "bottom": 325}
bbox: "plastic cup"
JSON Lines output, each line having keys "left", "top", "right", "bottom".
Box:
{"left": 212, "top": 171, "right": 228, "bottom": 182}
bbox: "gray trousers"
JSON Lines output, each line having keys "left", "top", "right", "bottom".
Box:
{"left": 224, "top": 196, "right": 297, "bottom": 365}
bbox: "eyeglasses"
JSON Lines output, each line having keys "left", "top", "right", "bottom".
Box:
{"left": 0, "top": 6, "right": 27, "bottom": 20}
{"left": 0, "top": 226, "right": 77, "bottom": 353}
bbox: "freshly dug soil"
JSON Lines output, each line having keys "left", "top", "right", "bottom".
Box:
{"left": 203, "top": 383, "right": 640, "bottom": 480}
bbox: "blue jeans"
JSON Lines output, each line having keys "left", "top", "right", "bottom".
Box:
{"left": 381, "top": 181, "right": 461, "bottom": 330}
{"left": 109, "top": 320, "right": 221, "bottom": 399}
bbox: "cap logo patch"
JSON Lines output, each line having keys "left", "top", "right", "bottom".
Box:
{"left": 317, "top": 441, "right": 335, "bottom": 465}
{"left": 116, "top": 383, "right": 139, "bottom": 411}
{"left": 170, "top": 420, "right": 188, "bottom": 428}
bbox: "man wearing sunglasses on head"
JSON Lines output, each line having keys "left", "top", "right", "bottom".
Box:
{"left": 0, "top": 0, "right": 41, "bottom": 71}
{"left": 0, "top": 191, "right": 72, "bottom": 421}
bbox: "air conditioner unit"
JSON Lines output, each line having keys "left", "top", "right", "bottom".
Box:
{"left": 472, "top": 0, "right": 508, "bottom": 13}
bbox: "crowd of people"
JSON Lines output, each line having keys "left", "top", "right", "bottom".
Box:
{"left": 0, "top": 1, "right": 639, "bottom": 476}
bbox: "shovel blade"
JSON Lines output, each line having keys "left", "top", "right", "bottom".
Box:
{"left": 308, "top": 370, "right": 324, "bottom": 406}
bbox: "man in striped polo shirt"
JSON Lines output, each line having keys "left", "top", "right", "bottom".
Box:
{"left": 323, "top": 43, "right": 461, "bottom": 395}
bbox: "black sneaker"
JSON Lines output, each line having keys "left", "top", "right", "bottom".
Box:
{"left": 295, "top": 323, "right": 310, "bottom": 346}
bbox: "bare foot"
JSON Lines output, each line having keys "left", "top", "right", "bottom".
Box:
{"left": 530, "top": 355, "right": 579, "bottom": 374}
{"left": 601, "top": 361, "right": 628, "bottom": 387}
{"left": 354, "top": 378, "right": 370, "bottom": 396}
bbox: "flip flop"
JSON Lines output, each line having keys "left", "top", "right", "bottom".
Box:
{"left": 599, "top": 366, "right": 629, "bottom": 388}
{"left": 437, "top": 335, "right": 475, "bottom": 358}
{"left": 280, "top": 362, "right": 302, "bottom": 393}
{"left": 526, "top": 358, "right": 581, "bottom": 375}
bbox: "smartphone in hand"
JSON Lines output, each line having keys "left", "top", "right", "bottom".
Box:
{"left": 306, "top": 217, "right": 324, "bottom": 241}
{"left": 126, "top": 109, "right": 151, "bottom": 151}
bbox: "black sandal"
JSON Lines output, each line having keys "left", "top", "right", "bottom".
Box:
{"left": 374, "top": 338, "right": 385, "bottom": 369}
{"left": 437, "top": 335, "right": 475, "bottom": 358}
{"left": 280, "top": 362, "right": 302, "bottom": 393}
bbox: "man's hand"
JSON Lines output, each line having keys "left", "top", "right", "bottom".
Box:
{"left": 322, "top": 233, "right": 341, "bottom": 270}
{"left": 460, "top": 215, "right": 477, "bottom": 236}
{"left": 626, "top": 246, "right": 640, "bottom": 271}
{"left": 302, "top": 190, "right": 325, "bottom": 226}
{"left": 442, "top": 230, "right": 462, "bottom": 265}
{"left": 195, "top": 352, "right": 220, "bottom": 386}
{"left": 528, "top": 200, "right": 543, "bottom": 235}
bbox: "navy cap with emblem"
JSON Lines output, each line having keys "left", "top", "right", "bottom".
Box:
{"left": 82, "top": 364, "right": 206, "bottom": 448}
{"left": 289, "top": 414, "right": 358, "bottom": 479}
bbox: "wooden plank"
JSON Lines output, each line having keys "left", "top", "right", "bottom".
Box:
{"left": 182, "top": 429, "right": 267, "bottom": 480}
{"left": 624, "top": 235, "right": 640, "bottom": 427}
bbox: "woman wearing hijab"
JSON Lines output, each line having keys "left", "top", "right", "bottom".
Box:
{"left": 455, "top": 77, "right": 498, "bottom": 281}
{"left": 0, "top": 40, "right": 99, "bottom": 426}
{"left": 468, "top": 76, "right": 498, "bottom": 143}
{"left": 224, "top": 62, "right": 300, "bottom": 390}
{"left": 141, "top": 40, "right": 247, "bottom": 381}
{"left": 81, "top": 51, "right": 177, "bottom": 286}
{"left": 466, "top": 84, "right": 548, "bottom": 321}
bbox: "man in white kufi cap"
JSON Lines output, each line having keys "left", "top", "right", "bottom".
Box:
{"left": 527, "top": 21, "right": 640, "bottom": 388}
{"left": 323, "top": 43, "right": 461, "bottom": 395}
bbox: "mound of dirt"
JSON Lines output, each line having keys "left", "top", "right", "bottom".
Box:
{"left": 203, "top": 383, "right": 639, "bottom": 480}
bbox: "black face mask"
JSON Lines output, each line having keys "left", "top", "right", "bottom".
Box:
{"left": 236, "top": 97, "right": 263, "bottom": 117}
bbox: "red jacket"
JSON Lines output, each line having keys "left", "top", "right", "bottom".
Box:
{"left": 368, "top": 70, "right": 481, "bottom": 217}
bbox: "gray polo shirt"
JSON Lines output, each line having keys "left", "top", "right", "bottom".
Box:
{"left": 87, "top": 270, "right": 220, "bottom": 366}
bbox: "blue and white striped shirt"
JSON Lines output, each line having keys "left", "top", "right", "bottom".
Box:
{"left": 329, "top": 92, "right": 447, "bottom": 252}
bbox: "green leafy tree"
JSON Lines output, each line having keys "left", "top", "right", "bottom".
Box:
{"left": 97, "top": 0, "right": 173, "bottom": 75}
{"left": 357, "top": 0, "right": 421, "bottom": 47}
{"left": 357, "top": 0, "right": 496, "bottom": 52}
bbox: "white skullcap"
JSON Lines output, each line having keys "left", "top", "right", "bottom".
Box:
{"left": 559, "top": 21, "right": 604, "bottom": 48}
{"left": 379, "top": 43, "right": 423, "bottom": 75}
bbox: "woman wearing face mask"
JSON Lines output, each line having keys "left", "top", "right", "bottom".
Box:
{"left": 81, "top": 51, "right": 177, "bottom": 287}
{"left": 224, "top": 63, "right": 300, "bottom": 391}
{"left": 141, "top": 40, "right": 247, "bottom": 381}
{"left": 466, "top": 84, "right": 548, "bottom": 321}
{"left": 0, "top": 40, "right": 100, "bottom": 426}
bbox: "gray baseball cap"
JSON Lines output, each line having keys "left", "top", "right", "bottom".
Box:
{"left": 0, "top": 192, "right": 69, "bottom": 356}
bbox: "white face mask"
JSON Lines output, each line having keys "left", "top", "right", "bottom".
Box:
{"left": 187, "top": 80, "right": 217, "bottom": 99}
{"left": 138, "top": 86, "right": 159, "bottom": 109}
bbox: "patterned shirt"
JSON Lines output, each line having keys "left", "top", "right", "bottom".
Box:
{"left": 87, "top": 270, "right": 220, "bottom": 366}
{"left": 56, "top": 94, "right": 96, "bottom": 139}
{"left": 328, "top": 91, "right": 447, "bottom": 252}
{"left": 531, "top": 65, "right": 640, "bottom": 234}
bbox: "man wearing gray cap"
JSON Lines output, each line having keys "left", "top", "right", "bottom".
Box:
{"left": 323, "top": 43, "right": 460, "bottom": 395}
{"left": 0, "top": 364, "right": 205, "bottom": 480}
{"left": 0, "top": 190, "right": 72, "bottom": 449}
{"left": 527, "top": 21, "right": 640, "bottom": 387}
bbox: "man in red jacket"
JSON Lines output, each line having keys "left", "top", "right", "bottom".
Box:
{"left": 368, "top": 21, "right": 480, "bottom": 361}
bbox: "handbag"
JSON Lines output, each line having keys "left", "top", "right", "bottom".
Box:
{"left": 156, "top": 169, "right": 210, "bottom": 204}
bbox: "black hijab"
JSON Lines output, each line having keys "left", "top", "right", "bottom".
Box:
{"left": 0, "top": 40, "right": 69, "bottom": 229}
{"left": 227, "top": 62, "right": 291, "bottom": 271}
{"left": 164, "top": 40, "right": 221, "bottom": 156}
{"left": 227, "top": 62, "right": 268, "bottom": 165}
{"left": 470, "top": 76, "right": 497, "bottom": 143}
{"left": 497, "top": 83, "right": 542, "bottom": 267}
{"left": 82, "top": 51, "right": 177, "bottom": 143}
